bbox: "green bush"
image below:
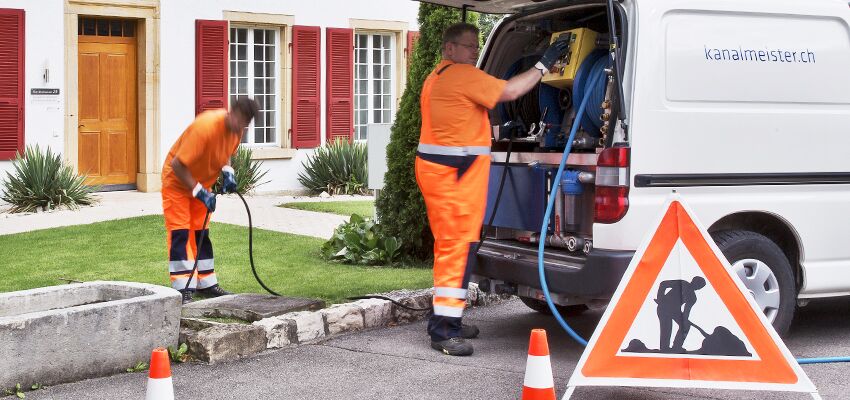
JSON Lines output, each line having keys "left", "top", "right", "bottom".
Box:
{"left": 1, "top": 145, "right": 97, "bottom": 213}
{"left": 213, "top": 146, "right": 269, "bottom": 194}
{"left": 375, "top": 5, "right": 476, "bottom": 259}
{"left": 321, "top": 214, "right": 401, "bottom": 266}
{"left": 298, "top": 139, "right": 368, "bottom": 195}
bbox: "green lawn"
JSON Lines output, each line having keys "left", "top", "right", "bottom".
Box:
{"left": 280, "top": 200, "right": 375, "bottom": 218}
{"left": 0, "top": 215, "right": 430, "bottom": 304}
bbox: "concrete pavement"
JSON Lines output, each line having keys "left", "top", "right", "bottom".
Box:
{"left": 26, "top": 297, "right": 850, "bottom": 399}
{"left": 0, "top": 191, "right": 372, "bottom": 239}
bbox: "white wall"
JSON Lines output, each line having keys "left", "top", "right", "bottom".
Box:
{"left": 0, "top": 0, "right": 65, "bottom": 179}
{"left": 160, "top": 0, "right": 419, "bottom": 192}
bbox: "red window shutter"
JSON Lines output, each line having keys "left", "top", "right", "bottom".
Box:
{"left": 325, "top": 28, "right": 353, "bottom": 143}
{"left": 406, "top": 31, "right": 420, "bottom": 70}
{"left": 195, "top": 20, "right": 228, "bottom": 115}
{"left": 292, "top": 25, "right": 321, "bottom": 148}
{"left": 0, "top": 9, "right": 24, "bottom": 160}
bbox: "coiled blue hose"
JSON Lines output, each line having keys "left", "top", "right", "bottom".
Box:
{"left": 533, "top": 54, "right": 850, "bottom": 366}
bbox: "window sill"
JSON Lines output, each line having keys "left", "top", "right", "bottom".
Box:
{"left": 249, "top": 147, "right": 297, "bottom": 160}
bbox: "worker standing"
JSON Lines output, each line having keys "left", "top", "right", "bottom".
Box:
{"left": 417, "top": 23, "right": 569, "bottom": 356}
{"left": 161, "top": 98, "right": 259, "bottom": 304}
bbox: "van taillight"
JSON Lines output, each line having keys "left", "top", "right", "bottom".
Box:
{"left": 594, "top": 147, "right": 630, "bottom": 223}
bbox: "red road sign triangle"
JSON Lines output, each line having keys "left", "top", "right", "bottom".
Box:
{"left": 569, "top": 197, "right": 815, "bottom": 393}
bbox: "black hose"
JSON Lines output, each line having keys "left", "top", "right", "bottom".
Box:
{"left": 474, "top": 131, "right": 515, "bottom": 256}
{"left": 183, "top": 192, "right": 281, "bottom": 296}
{"left": 347, "top": 295, "right": 433, "bottom": 311}
{"left": 236, "top": 191, "right": 281, "bottom": 296}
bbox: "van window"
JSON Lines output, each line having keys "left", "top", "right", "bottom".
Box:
{"left": 664, "top": 12, "right": 850, "bottom": 104}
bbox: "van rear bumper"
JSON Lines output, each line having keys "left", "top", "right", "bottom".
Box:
{"left": 474, "top": 240, "right": 634, "bottom": 299}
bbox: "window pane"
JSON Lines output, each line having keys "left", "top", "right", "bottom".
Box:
{"left": 254, "top": 45, "right": 262, "bottom": 60}
{"left": 238, "top": 45, "right": 246, "bottom": 60}
{"left": 384, "top": 95, "right": 391, "bottom": 108}
{"left": 373, "top": 50, "right": 381, "bottom": 64}
{"left": 267, "top": 127, "right": 275, "bottom": 144}
{"left": 383, "top": 50, "right": 390, "bottom": 64}
{"left": 230, "top": 28, "right": 237, "bottom": 42}
{"left": 267, "top": 30, "right": 276, "bottom": 45}
{"left": 383, "top": 110, "right": 391, "bottom": 122}
{"left": 238, "top": 28, "right": 246, "bottom": 43}
{"left": 255, "top": 127, "right": 264, "bottom": 144}
{"left": 265, "top": 46, "right": 274, "bottom": 61}
{"left": 360, "top": 110, "right": 368, "bottom": 124}
{"left": 373, "top": 80, "right": 381, "bottom": 96}
{"left": 374, "top": 110, "right": 381, "bottom": 122}
{"left": 110, "top": 20, "right": 122, "bottom": 36}
{"left": 123, "top": 21, "right": 135, "bottom": 37}
{"left": 383, "top": 66, "right": 391, "bottom": 80}
{"left": 372, "top": 35, "right": 381, "bottom": 47}
{"left": 83, "top": 19, "right": 95, "bottom": 35}
{"left": 358, "top": 65, "right": 368, "bottom": 79}
{"left": 238, "top": 78, "right": 247, "bottom": 94}
{"left": 97, "top": 19, "right": 109, "bottom": 36}
{"left": 255, "top": 29, "right": 265, "bottom": 44}
{"left": 374, "top": 94, "right": 381, "bottom": 109}
{"left": 265, "top": 62, "right": 274, "bottom": 77}
{"left": 373, "top": 65, "right": 382, "bottom": 79}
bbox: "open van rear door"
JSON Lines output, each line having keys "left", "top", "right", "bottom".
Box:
{"left": 412, "top": 0, "right": 566, "bottom": 14}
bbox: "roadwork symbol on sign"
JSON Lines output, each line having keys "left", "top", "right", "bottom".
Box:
{"left": 564, "top": 195, "right": 818, "bottom": 399}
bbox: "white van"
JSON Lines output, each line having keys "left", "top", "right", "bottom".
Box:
{"left": 422, "top": 0, "right": 850, "bottom": 335}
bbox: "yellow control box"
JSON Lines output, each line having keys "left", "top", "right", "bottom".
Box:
{"left": 541, "top": 28, "right": 599, "bottom": 89}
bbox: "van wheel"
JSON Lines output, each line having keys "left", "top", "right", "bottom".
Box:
{"left": 711, "top": 230, "right": 796, "bottom": 336}
{"left": 519, "top": 297, "right": 589, "bottom": 316}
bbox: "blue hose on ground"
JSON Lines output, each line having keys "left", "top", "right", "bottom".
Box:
{"left": 536, "top": 57, "right": 608, "bottom": 347}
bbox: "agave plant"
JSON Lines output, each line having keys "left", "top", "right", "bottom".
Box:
{"left": 1, "top": 145, "right": 97, "bottom": 213}
{"left": 213, "top": 146, "right": 269, "bottom": 194}
{"left": 298, "top": 139, "right": 368, "bottom": 195}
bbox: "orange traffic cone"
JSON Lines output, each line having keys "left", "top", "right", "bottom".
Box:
{"left": 145, "top": 348, "right": 174, "bottom": 400}
{"left": 521, "top": 329, "right": 556, "bottom": 400}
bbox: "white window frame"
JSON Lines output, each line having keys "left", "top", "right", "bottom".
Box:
{"left": 229, "top": 24, "right": 281, "bottom": 147}
{"left": 354, "top": 31, "right": 396, "bottom": 142}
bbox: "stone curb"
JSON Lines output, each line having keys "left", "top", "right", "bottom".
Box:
{"left": 180, "top": 283, "right": 512, "bottom": 362}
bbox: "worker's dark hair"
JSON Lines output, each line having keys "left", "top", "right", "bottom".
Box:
{"left": 231, "top": 97, "right": 259, "bottom": 123}
{"left": 442, "top": 23, "right": 479, "bottom": 50}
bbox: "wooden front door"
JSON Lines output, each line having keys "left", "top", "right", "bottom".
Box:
{"left": 78, "top": 35, "right": 137, "bottom": 186}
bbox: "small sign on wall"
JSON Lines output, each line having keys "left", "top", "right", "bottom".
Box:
{"left": 32, "top": 88, "right": 60, "bottom": 95}
{"left": 31, "top": 88, "right": 61, "bottom": 105}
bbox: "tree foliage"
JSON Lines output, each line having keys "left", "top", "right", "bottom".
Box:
{"left": 375, "top": 5, "right": 479, "bottom": 259}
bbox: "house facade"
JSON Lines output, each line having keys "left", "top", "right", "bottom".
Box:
{"left": 0, "top": 0, "right": 420, "bottom": 193}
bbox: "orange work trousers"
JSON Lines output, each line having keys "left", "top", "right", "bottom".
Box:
{"left": 162, "top": 187, "right": 218, "bottom": 291}
{"left": 415, "top": 152, "right": 491, "bottom": 341}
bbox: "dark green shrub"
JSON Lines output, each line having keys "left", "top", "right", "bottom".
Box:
{"left": 214, "top": 146, "right": 269, "bottom": 194}
{"left": 321, "top": 214, "right": 401, "bottom": 266}
{"left": 375, "top": 5, "right": 477, "bottom": 259}
{"left": 1, "top": 145, "right": 97, "bottom": 213}
{"left": 298, "top": 139, "right": 368, "bottom": 195}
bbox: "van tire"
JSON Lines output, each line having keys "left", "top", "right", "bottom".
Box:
{"left": 519, "top": 297, "right": 589, "bottom": 317}
{"left": 711, "top": 230, "right": 796, "bottom": 336}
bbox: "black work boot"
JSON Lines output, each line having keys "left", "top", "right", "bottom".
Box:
{"left": 197, "top": 284, "right": 232, "bottom": 298}
{"left": 180, "top": 290, "right": 193, "bottom": 305}
{"left": 460, "top": 323, "right": 480, "bottom": 339}
{"left": 431, "top": 337, "right": 474, "bottom": 356}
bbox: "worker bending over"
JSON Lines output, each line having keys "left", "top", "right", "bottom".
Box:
{"left": 161, "top": 98, "right": 258, "bottom": 304}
